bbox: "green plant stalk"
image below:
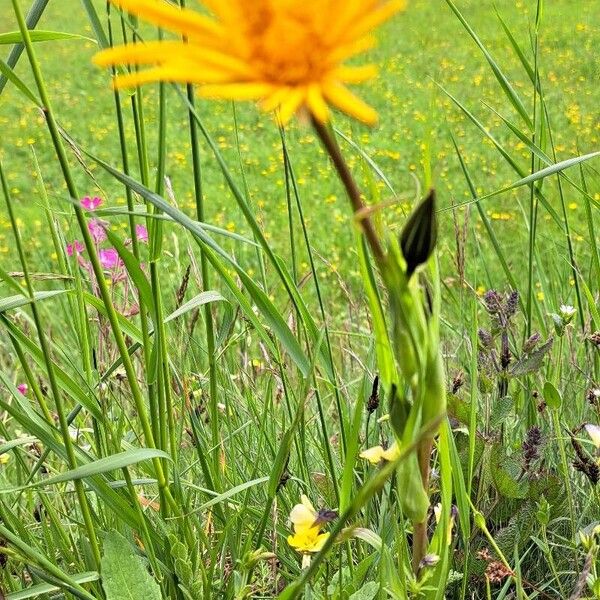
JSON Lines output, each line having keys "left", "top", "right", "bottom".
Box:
{"left": 0, "top": 523, "right": 96, "bottom": 600}
{"left": 279, "top": 417, "right": 443, "bottom": 600}
{"left": 540, "top": 524, "right": 566, "bottom": 598}
{"left": 185, "top": 78, "right": 221, "bottom": 481}
{"left": 10, "top": 0, "right": 178, "bottom": 514}
{"left": 0, "top": 161, "right": 101, "bottom": 569}
{"left": 550, "top": 407, "right": 576, "bottom": 533}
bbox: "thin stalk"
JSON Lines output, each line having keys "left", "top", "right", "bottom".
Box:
{"left": 184, "top": 70, "right": 220, "bottom": 479}
{"left": 10, "top": 0, "right": 177, "bottom": 514}
{"left": 0, "top": 161, "right": 101, "bottom": 569}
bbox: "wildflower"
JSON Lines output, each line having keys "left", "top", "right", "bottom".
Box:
{"left": 88, "top": 219, "right": 107, "bottom": 244}
{"left": 135, "top": 224, "right": 149, "bottom": 243}
{"left": 93, "top": 0, "right": 407, "bottom": 125}
{"left": 81, "top": 196, "right": 102, "bottom": 211}
{"left": 17, "top": 383, "right": 28, "bottom": 396}
{"left": 287, "top": 495, "right": 333, "bottom": 563}
{"left": 360, "top": 442, "right": 400, "bottom": 465}
{"left": 99, "top": 248, "right": 122, "bottom": 270}
{"left": 66, "top": 240, "right": 84, "bottom": 257}
{"left": 0, "top": 453, "right": 9, "bottom": 465}
{"left": 559, "top": 304, "right": 576, "bottom": 323}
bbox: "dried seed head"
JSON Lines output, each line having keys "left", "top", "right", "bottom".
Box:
{"left": 589, "top": 331, "right": 600, "bottom": 348}
{"left": 522, "top": 426, "right": 543, "bottom": 471}
{"left": 486, "top": 561, "right": 514, "bottom": 584}
{"left": 478, "top": 328, "right": 493, "bottom": 348}
{"left": 400, "top": 189, "right": 438, "bottom": 278}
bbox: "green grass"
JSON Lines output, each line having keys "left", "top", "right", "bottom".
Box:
{"left": 0, "top": 0, "right": 598, "bottom": 292}
{"left": 0, "top": 0, "right": 599, "bottom": 598}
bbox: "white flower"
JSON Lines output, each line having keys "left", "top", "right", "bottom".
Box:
{"left": 559, "top": 304, "right": 576, "bottom": 322}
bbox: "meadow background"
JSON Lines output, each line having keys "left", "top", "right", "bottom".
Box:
{"left": 0, "top": 0, "right": 600, "bottom": 598}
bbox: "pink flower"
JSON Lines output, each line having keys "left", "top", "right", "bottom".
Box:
{"left": 17, "top": 383, "right": 28, "bottom": 396}
{"left": 81, "top": 196, "right": 102, "bottom": 211}
{"left": 66, "top": 240, "right": 84, "bottom": 257}
{"left": 99, "top": 248, "right": 122, "bottom": 270}
{"left": 135, "top": 224, "right": 149, "bottom": 243}
{"left": 88, "top": 219, "right": 107, "bottom": 244}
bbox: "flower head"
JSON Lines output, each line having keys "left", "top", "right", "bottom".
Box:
{"left": 81, "top": 196, "right": 103, "bottom": 211}
{"left": 135, "top": 224, "right": 149, "bottom": 243}
{"left": 93, "top": 0, "right": 406, "bottom": 125}
{"left": 559, "top": 304, "right": 577, "bottom": 323}
{"left": 17, "top": 383, "right": 28, "bottom": 396}
{"left": 287, "top": 495, "right": 333, "bottom": 557}
{"left": 359, "top": 442, "right": 400, "bottom": 465}
{"left": 66, "top": 240, "right": 85, "bottom": 257}
{"left": 88, "top": 219, "right": 108, "bottom": 244}
{"left": 99, "top": 248, "right": 123, "bottom": 270}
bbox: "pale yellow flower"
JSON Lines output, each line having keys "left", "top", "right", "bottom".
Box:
{"left": 93, "top": 0, "right": 406, "bottom": 124}
{"left": 287, "top": 495, "right": 332, "bottom": 555}
{"left": 359, "top": 442, "right": 400, "bottom": 465}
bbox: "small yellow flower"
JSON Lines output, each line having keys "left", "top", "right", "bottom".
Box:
{"left": 287, "top": 495, "right": 332, "bottom": 555}
{"left": 0, "top": 453, "right": 10, "bottom": 465}
{"left": 359, "top": 442, "right": 400, "bottom": 465}
{"left": 287, "top": 526, "right": 329, "bottom": 554}
{"left": 93, "top": 0, "right": 406, "bottom": 125}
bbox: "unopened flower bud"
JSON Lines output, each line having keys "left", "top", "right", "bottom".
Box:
{"left": 400, "top": 189, "right": 437, "bottom": 278}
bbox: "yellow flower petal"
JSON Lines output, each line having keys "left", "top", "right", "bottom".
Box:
{"left": 94, "top": 0, "right": 406, "bottom": 125}
{"left": 323, "top": 82, "right": 378, "bottom": 125}
{"left": 108, "top": 0, "right": 219, "bottom": 38}
{"left": 290, "top": 494, "right": 317, "bottom": 531}
{"left": 359, "top": 445, "right": 386, "bottom": 465}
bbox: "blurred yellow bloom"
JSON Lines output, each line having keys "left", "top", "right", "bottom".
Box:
{"left": 287, "top": 495, "right": 331, "bottom": 555}
{"left": 94, "top": 0, "right": 406, "bottom": 125}
{"left": 359, "top": 442, "right": 400, "bottom": 464}
{"left": 0, "top": 453, "right": 10, "bottom": 465}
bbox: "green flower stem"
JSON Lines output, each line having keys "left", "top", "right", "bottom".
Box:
{"left": 10, "top": 0, "right": 178, "bottom": 515}
{"left": 186, "top": 81, "right": 220, "bottom": 477}
{"left": 0, "top": 161, "right": 101, "bottom": 570}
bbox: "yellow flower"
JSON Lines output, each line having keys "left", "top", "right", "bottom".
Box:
{"left": 359, "top": 442, "right": 400, "bottom": 464}
{"left": 287, "top": 495, "right": 332, "bottom": 555}
{"left": 289, "top": 494, "right": 319, "bottom": 531}
{"left": 287, "top": 526, "right": 329, "bottom": 554}
{"left": 0, "top": 453, "right": 10, "bottom": 465}
{"left": 93, "top": 0, "right": 406, "bottom": 125}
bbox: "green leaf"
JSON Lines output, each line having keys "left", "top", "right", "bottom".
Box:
{"left": 7, "top": 572, "right": 99, "bottom": 600}
{"left": 0, "top": 30, "right": 94, "bottom": 44}
{"left": 543, "top": 381, "right": 562, "bottom": 410}
{"left": 0, "top": 290, "right": 66, "bottom": 313}
{"left": 101, "top": 531, "right": 161, "bottom": 600}
{"left": 349, "top": 582, "right": 379, "bottom": 600}
{"left": 510, "top": 338, "right": 553, "bottom": 376}
{"left": 164, "top": 291, "right": 226, "bottom": 323}
{"left": 0, "top": 449, "right": 170, "bottom": 494}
